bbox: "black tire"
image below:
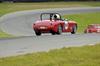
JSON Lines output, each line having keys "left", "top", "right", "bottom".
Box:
{"left": 84, "top": 30, "right": 88, "bottom": 33}
{"left": 84, "top": 31, "right": 87, "bottom": 33}
{"left": 51, "top": 31, "right": 56, "bottom": 35}
{"left": 71, "top": 25, "right": 77, "bottom": 34}
{"left": 56, "top": 25, "right": 62, "bottom": 35}
{"left": 35, "top": 31, "right": 41, "bottom": 36}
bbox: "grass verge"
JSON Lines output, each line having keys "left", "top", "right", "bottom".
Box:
{"left": 0, "top": 31, "right": 13, "bottom": 38}
{"left": 0, "top": 43, "right": 100, "bottom": 66}
{"left": 63, "top": 12, "right": 100, "bottom": 33}
{"left": 0, "top": 2, "right": 100, "bottom": 16}
{"left": 0, "top": 28, "right": 13, "bottom": 38}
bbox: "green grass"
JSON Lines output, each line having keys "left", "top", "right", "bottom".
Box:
{"left": 0, "top": 2, "right": 100, "bottom": 16}
{"left": 0, "top": 31, "right": 13, "bottom": 38}
{"left": 63, "top": 12, "right": 100, "bottom": 33}
{"left": 0, "top": 43, "right": 100, "bottom": 66}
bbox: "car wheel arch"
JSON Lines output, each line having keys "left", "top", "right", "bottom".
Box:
{"left": 71, "top": 24, "right": 77, "bottom": 34}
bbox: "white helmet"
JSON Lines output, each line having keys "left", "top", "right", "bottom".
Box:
{"left": 55, "top": 14, "right": 60, "bottom": 19}
{"left": 54, "top": 14, "right": 60, "bottom": 19}
{"left": 56, "top": 14, "right": 60, "bottom": 19}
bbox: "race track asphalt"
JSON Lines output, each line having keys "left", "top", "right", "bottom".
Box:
{"left": 0, "top": 7, "right": 100, "bottom": 57}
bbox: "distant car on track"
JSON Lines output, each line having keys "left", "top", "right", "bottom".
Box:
{"left": 84, "top": 24, "right": 100, "bottom": 33}
{"left": 33, "top": 13, "right": 77, "bottom": 36}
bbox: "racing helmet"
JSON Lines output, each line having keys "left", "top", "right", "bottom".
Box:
{"left": 54, "top": 14, "right": 60, "bottom": 19}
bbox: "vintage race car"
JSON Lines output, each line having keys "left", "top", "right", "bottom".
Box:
{"left": 84, "top": 24, "right": 100, "bottom": 33}
{"left": 33, "top": 13, "right": 77, "bottom": 36}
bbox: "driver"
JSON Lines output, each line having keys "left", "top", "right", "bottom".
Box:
{"left": 64, "top": 19, "right": 68, "bottom": 30}
{"left": 53, "top": 14, "right": 68, "bottom": 30}
{"left": 53, "top": 14, "right": 60, "bottom": 20}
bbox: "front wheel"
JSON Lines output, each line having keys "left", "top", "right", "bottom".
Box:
{"left": 71, "top": 25, "right": 77, "bottom": 34}
{"left": 84, "top": 29, "right": 88, "bottom": 33}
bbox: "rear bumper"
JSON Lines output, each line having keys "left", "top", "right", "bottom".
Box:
{"left": 34, "top": 26, "right": 56, "bottom": 33}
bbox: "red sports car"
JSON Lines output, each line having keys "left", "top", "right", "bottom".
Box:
{"left": 84, "top": 24, "right": 100, "bottom": 33}
{"left": 33, "top": 13, "right": 77, "bottom": 36}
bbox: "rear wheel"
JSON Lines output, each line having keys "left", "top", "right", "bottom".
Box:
{"left": 71, "top": 25, "right": 77, "bottom": 34}
{"left": 51, "top": 31, "right": 56, "bottom": 35}
{"left": 35, "top": 31, "right": 41, "bottom": 36}
{"left": 56, "top": 25, "right": 62, "bottom": 35}
{"left": 84, "top": 29, "right": 89, "bottom": 33}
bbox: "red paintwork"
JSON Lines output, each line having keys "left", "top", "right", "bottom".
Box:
{"left": 33, "top": 20, "right": 77, "bottom": 33}
{"left": 33, "top": 13, "right": 77, "bottom": 35}
{"left": 84, "top": 24, "right": 100, "bottom": 33}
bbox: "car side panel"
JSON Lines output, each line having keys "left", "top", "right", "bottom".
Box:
{"left": 63, "top": 21, "right": 77, "bottom": 32}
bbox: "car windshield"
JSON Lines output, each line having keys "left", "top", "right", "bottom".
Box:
{"left": 41, "top": 14, "right": 50, "bottom": 20}
{"left": 41, "top": 13, "right": 61, "bottom": 21}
